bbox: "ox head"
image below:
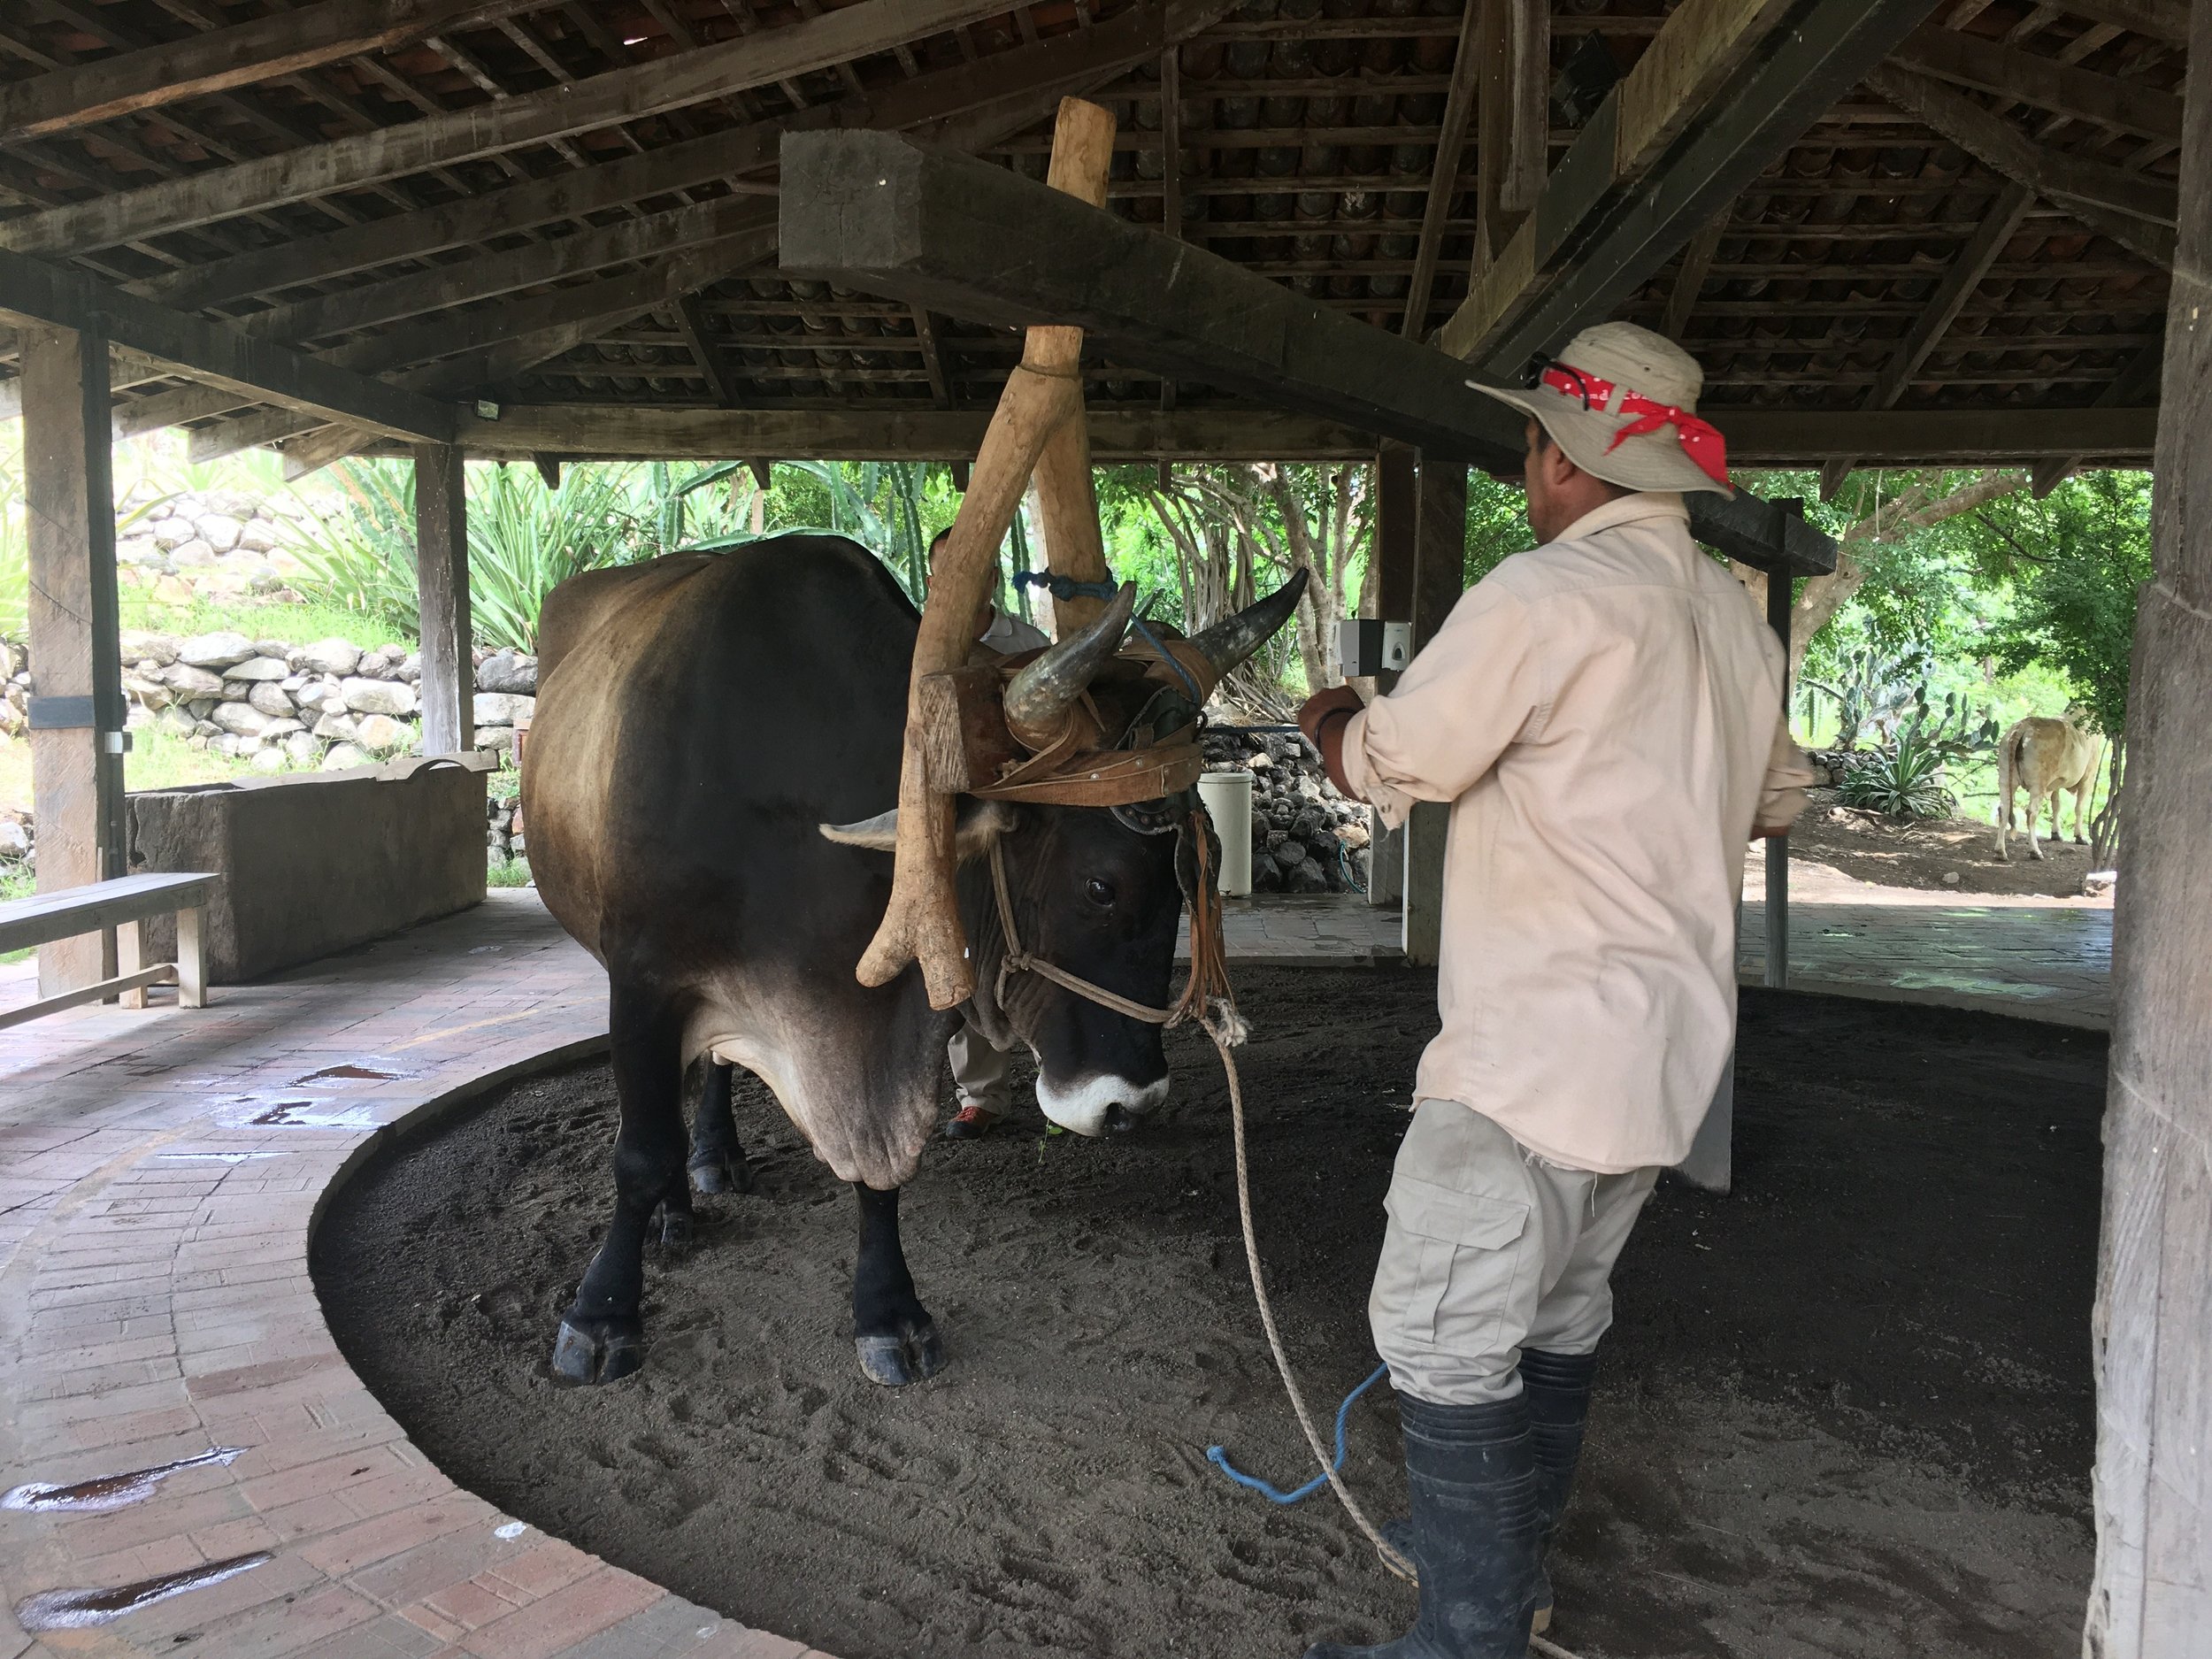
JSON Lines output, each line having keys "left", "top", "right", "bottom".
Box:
{"left": 826, "top": 573, "right": 1307, "bottom": 1136}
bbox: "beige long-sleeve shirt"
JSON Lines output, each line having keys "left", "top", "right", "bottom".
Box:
{"left": 1342, "top": 492, "right": 1818, "bottom": 1173}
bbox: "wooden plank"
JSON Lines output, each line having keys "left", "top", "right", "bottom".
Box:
{"left": 0, "top": 872, "right": 213, "bottom": 953}
{"left": 0, "top": 964, "right": 179, "bottom": 1032}
{"left": 1437, "top": 0, "right": 1944, "bottom": 368}
{"left": 414, "top": 442, "right": 472, "bottom": 754}
{"left": 776, "top": 127, "right": 1836, "bottom": 573}
{"left": 2087, "top": 4, "right": 2212, "bottom": 1647}
{"left": 20, "top": 324, "right": 123, "bottom": 996}
{"left": 1662, "top": 215, "right": 1725, "bottom": 341}
{"left": 0, "top": 0, "right": 543, "bottom": 142}
{"left": 1889, "top": 22, "right": 2185, "bottom": 143}
{"left": 0, "top": 249, "right": 454, "bottom": 442}
{"left": 1713, "top": 404, "right": 2158, "bottom": 461}
{"left": 1865, "top": 65, "right": 2177, "bottom": 266}
{"left": 1402, "top": 0, "right": 1482, "bottom": 340}
{"left": 2061, "top": 0, "right": 2190, "bottom": 44}
{"left": 140, "top": 0, "right": 1229, "bottom": 312}
{"left": 0, "top": 0, "right": 1029, "bottom": 257}
{"left": 672, "top": 292, "right": 741, "bottom": 410}
{"left": 910, "top": 305, "right": 949, "bottom": 409}
{"left": 1475, "top": 0, "right": 1548, "bottom": 261}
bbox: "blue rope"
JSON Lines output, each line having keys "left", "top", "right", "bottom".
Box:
{"left": 1129, "top": 614, "right": 1204, "bottom": 706}
{"left": 1207, "top": 1364, "right": 1390, "bottom": 1503}
{"left": 1013, "top": 569, "right": 1120, "bottom": 603}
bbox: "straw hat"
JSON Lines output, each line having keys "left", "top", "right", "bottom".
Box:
{"left": 1470, "top": 321, "right": 1733, "bottom": 498}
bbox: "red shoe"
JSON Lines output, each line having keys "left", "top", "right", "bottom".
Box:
{"left": 941, "top": 1103, "right": 1001, "bottom": 1140}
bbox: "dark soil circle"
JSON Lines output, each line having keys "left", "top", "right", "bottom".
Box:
{"left": 313, "top": 972, "right": 2101, "bottom": 1659}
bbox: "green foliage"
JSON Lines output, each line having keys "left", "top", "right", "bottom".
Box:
{"left": 488, "top": 856, "right": 533, "bottom": 889}
{"left": 1967, "top": 470, "right": 2151, "bottom": 738}
{"left": 1839, "top": 691, "right": 1996, "bottom": 822}
{"left": 1800, "top": 642, "right": 1932, "bottom": 750}
{"left": 120, "top": 593, "right": 401, "bottom": 649}
{"left": 0, "top": 446, "right": 23, "bottom": 642}
{"left": 465, "top": 464, "right": 653, "bottom": 650}
{"left": 1464, "top": 470, "right": 1536, "bottom": 586}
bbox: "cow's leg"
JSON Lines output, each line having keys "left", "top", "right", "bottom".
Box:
{"left": 851, "top": 1184, "right": 943, "bottom": 1386}
{"left": 553, "top": 982, "right": 687, "bottom": 1385}
{"left": 687, "top": 1059, "right": 756, "bottom": 1195}
{"left": 2026, "top": 788, "right": 2047, "bottom": 860}
{"left": 2072, "top": 783, "right": 2091, "bottom": 844}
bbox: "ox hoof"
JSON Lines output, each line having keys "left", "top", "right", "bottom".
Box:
{"left": 856, "top": 1320, "right": 943, "bottom": 1386}
{"left": 656, "top": 1203, "right": 694, "bottom": 1251}
{"left": 688, "top": 1154, "right": 755, "bottom": 1196}
{"left": 551, "top": 1317, "right": 643, "bottom": 1386}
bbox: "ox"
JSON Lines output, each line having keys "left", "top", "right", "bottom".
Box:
{"left": 1993, "top": 712, "right": 2104, "bottom": 862}
{"left": 521, "top": 534, "right": 1301, "bottom": 1386}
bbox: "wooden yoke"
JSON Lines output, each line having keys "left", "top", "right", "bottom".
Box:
{"left": 855, "top": 97, "right": 1118, "bottom": 1007}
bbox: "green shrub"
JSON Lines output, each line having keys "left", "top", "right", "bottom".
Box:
{"left": 1838, "top": 690, "right": 1997, "bottom": 821}
{"left": 488, "top": 856, "right": 532, "bottom": 889}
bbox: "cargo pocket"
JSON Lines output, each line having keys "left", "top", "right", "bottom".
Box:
{"left": 1381, "top": 1175, "right": 1532, "bottom": 1350}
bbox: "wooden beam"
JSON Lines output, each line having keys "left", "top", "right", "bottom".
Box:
{"left": 2031, "top": 338, "right": 2163, "bottom": 496}
{"left": 910, "top": 305, "right": 950, "bottom": 409}
{"left": 1662, "top": 215, "right": 1725, "bottom": 341}
{"left": 0, "top": 0, "right": 542, "bottom": 142}
{"left": 20, "top": 324, "right": 125, "bottom": 995}
{"left": 0, "top": 0, "right": 1029, "bottom": 257}
{"left": 140, "top": 0, "right": 1221, "bottom": 313}
{"left": 1709, "top": 404, "right": 2158, "bottom": 462}
{"left": 1889, "top": 23, "right": 2185, "bottom": 143}
{"left": 2087, "top": 4, "right": 2210, "bottom": 1648}
{"left": 1475, "top": 0, "right": 1548, "bottom": 265}
{"left": 672, "top": 291, "right": 741, "bottom": 410}
{"left": 1159, "top": 42, "right": 1184, "bottom": 244}
{"left": 413, "top": 442, "right": 472, "bottom": 754}
{"left": 1437, "top": 0, "right": 1944, "bottom": 369}
{"left": 1402, "top": 0, "right": 1482, "bottom": 340}
{"left": 2061, "top": 0, "right": 2189, "bottom": 44}
{"left": 778, "top": 127, "right": 1835, "bottom": 572}
{"left": 1865, "top": 65, "right": 2177, "bottom": 266}
{"left": 0, "top": 248, "right": 454, "bottom": 442}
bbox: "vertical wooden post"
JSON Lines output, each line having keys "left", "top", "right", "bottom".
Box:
{"left": 2087, "top": 5, "right": 2212, "bottom": 1650}
{"left": 413, "top": 442, "right": 472, "bottom": 755}
{"left": 1478, "top": 0, "right": 1550, "bottom": 264}
{"left": 1402, "top": 450, "right": 1468, "bottom": 967}
{"left": 1368, "top": 445, "right": 1417, "bottom": 909}
{"left": 23, "top": 325, "right": 123, "bottom": 996}
{"left": 1763, "top": 557, "right": 1793, "bottom": 988}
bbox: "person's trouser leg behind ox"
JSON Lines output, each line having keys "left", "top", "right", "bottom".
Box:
{"left": 1304, "top": 1101, "right": 1658, "bottom": 1659}
{"left": 942, "top": 1018, "right": 1013, "bottom": 1139}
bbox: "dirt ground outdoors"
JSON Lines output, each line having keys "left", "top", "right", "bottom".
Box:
{"left": 1786, "top": 787, "right": 2108, "bottom": 901}
{"left": 316, "top": 968, "right": 2099, "bottom": 1659}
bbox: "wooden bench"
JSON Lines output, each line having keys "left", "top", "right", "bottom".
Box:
{"left": 0, "top": 872, "right": 212, "bottom": 1032}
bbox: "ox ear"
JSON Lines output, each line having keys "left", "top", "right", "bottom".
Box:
{"left": 820, "top": 798, "right": 1018, "bottom": 861}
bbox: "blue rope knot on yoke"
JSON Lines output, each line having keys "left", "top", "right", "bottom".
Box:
{"left": 1013, "top": 569, "right": 1120, "bottom": 603}
{"left": 1207, "top": 1363, "right": 1391, "bottom": 1503}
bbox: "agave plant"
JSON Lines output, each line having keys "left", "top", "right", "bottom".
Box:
{"left": 466, "top": 464, "right": 649, "bottom": 650}
{"left": 279, "top": 457, "right": 419, "bottom": 627}
{"left": 1838, "top": 689, "right": 1998, "bottom": 821}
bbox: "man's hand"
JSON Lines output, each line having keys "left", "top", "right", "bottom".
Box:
{"left": 1296, "top": 686, "right": 1366, "bottom": 798}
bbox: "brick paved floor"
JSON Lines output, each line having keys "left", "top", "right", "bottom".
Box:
{"left": 0, "top": 876, "right": 2112, "bottom": 1658}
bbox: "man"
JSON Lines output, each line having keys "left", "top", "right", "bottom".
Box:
{"left": 1295, "top": 322, "right": 1816, "bottom": 1658}
{"left": 927, "top": 526, "right": 1049, "bottom": 1139}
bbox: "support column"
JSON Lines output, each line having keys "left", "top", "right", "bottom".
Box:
{"left": 1402, "top": 450, "right": 1467, "bottom": 967}
{"left": 2087, "top": 4, "right": 2212, "bottom": 1649}
{"left": 1764, "top": 557, "right": 1793, "bottom": 987}
{"left": 1366, "top": 446, "right": 1417, "bottom": 910}
{"left": 412, "top": 442, "right": 472, "bottom": 755}
{"left": 23, "top": 325, "right": 124, "bottom": 995}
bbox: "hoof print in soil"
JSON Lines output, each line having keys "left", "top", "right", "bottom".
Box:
{"left": 551, "top": 1317, "right": 643, "bottom": 1386}
{"left": 856, "top": 1321, "right": 943, "bottom": 1386}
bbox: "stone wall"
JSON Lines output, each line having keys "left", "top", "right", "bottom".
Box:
{"left": 1200, "top": 729, "right": 1372, "bottom": 894}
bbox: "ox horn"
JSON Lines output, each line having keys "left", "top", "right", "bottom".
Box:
{"left": 1187, "top": 569, "right": 1311, "bottom": 682}
{"left": 1002, "top": 580, "right": 1139, "bottom": 747}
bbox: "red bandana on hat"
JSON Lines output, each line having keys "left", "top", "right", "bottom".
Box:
{"left": 1536, "top": 362, "right": 1731, "bottom": 490}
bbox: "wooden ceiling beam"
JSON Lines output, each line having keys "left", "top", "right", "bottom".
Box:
{"left": 1662, "top": 214, "right": 1726, "bottom": 341}
{"left": 2053, "top": 0, "right": 2189, "bottom": 44}
{"left": 1865, "top": 64, "right": 2177, "bottom": 265}
{"left": 0, "top": 245, "right": 452, "bottom": 442}
{"left": 671, "top": 290, "right": 741, "bottom": 408}
{"left": 1437, "top": 0, "right": 1944, "bottom": 370}
{"left": 1400, "top": 0, "right": 1480, "bottom": 342}
{"left": 0, "top": 0, "right": 1026, "bottom": 257}
{"left": 910, "top": 303, "right": 949, "bottom": 408}
{"left": 140, "top": 0, "right": 1222, "bottom": 312}
{"left": 2029, "top": 336, "right": 2162, "bottom": 495}
{"left": 778, "top": 127, "right": 1836, "bottom": 573}
{"left": 1888, "top": 22, "right": 2184, "bottom": 142}
{"left": 1474, "top": 0, "right": 1548, "bottom": 266}
{"left": 1712, "top": 403, "right": 2157, "bottom": 462}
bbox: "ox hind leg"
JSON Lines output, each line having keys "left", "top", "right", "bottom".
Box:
{"left": 687, "top": 1059, "right": 756, "bottom": 1196}
{"left": 553, "top": 980, "right": 689, "bottom": 1385}
{"left": 2024, "top": 788, "right": 2049, "bottom": 861}
{"left": 853, "top": 1185, "right": 943, "bottom": 1386}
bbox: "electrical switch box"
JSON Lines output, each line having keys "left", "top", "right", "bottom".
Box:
{"left": 1337, "top": 618, "right": 1412, "bottom": 677}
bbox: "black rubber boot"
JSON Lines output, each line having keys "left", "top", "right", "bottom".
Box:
{"left": 1302, "top": 1393, "right": 1541, "bottom": 1659}
{"left": 1519, "top": 1347, "right": 1600, "bottom": 1634}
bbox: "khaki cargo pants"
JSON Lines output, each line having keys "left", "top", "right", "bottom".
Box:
{"left": 1371, "top": 1100, "right": 1660, "bottom": 1405}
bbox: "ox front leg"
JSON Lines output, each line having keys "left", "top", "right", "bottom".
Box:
{"left": 852, "top": 1185, "right": 943, "bottom": 1386}
{"left": 553, "top": 984, "right": 688, "bottom": 1386}
{"left": 688, "top": 1059, "right": 756, "bottom": 1195}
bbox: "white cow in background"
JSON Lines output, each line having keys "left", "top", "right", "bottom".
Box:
{"left": 1993, "top": 712, "right": 2104, "bottom": 862}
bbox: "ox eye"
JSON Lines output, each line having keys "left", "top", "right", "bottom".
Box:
{"left": 1085, "top": 878, "right": 1116, "bottom": 909}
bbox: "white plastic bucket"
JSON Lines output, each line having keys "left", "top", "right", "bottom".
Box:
{"left": 1197, "top": 770, "right": 1256, "bottom": 897}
